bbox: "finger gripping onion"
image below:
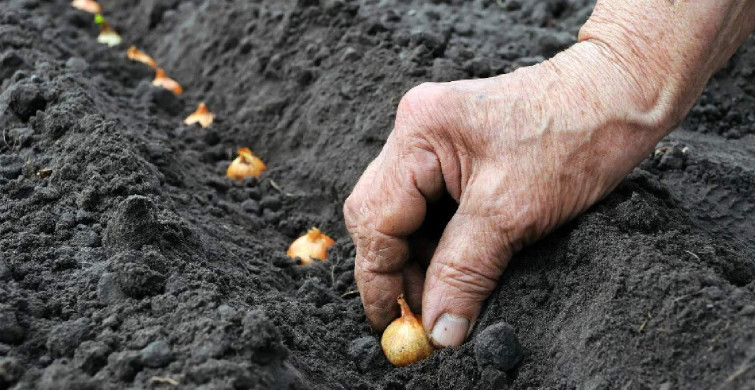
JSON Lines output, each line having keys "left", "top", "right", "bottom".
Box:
{"left": 226, "top": 148, "right": 266, "bottom": 181}
{"left": 381, "top": 295, "right": 434, "bottom": 367}
{"left": 287, "top": 228, "right": 335, "bottom": 265}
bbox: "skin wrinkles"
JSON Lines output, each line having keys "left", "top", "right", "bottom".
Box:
{"left": 344, "top": 0, "right": 755, "bottom": 341}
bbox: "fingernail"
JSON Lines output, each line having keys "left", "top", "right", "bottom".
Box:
{"left": 430, "top": 313, "right": 469, "bottom": 348}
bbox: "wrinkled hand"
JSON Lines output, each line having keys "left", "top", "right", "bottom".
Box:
{"left": 344, "top": 39, "right": 682, "bottom": 348}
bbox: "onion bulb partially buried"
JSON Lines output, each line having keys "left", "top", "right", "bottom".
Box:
{"left": 226, "top": 148, "right": 266, "bottom": 181}
{"left": 184, "top": 102, "right": 215, "bottom": 128}
{"left": 127, "top": 46, "right": 157, "bottom": 69}
{"left": 381, "top": 295, "right": 434, "bottom": 367}
{"left": 71, "top": 0, "right": 101, "bottom": 14}
{"left": 152, "top": 68, "right": 183, "bottom": 95}
{"left": 95, "top": 15, "right": 121, "bottom": 47}
{"left": 287, "top": 228, "right": 335, "bottom": 265}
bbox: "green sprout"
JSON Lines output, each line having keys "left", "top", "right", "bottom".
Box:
{"left": 94, "top": 14, "right": 104, "bottom": 26}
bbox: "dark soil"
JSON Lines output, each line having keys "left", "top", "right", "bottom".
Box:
{"left": 1, "top": 0, "right": 754, "bottom": 389}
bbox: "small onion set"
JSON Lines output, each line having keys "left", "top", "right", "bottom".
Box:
{"left": 94, "top": 14, "right": 121, "bottom": 47}
{"left": 287, "top": 228, "right": 335, "bottom": 265}
{"left": 381, "top": 295, "right": 435, "bottom": 366}
{"left": 152, "top": 68, "right": 183, "bottom": 96}
{"left": 227, "top": 148, "right": 267, "bottom": 181}
{"left": 71, "top": 0, "right": 101, "bottom": 14}
{"left": 184, "top": 102, "right": 215, "bottom": 128}
{"left": 127, "top": 46, "right": 156, "bottom": 69}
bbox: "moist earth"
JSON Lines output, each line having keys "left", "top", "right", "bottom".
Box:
{"left": 1, "top": 0, "right": 754, "bottom": 389}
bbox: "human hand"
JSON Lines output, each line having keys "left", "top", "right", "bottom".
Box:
{"left": 344, "top": 0, "right": 754, "bottom": 348}
{"left": 344, "top": 40, "right": 672, "bottom": 347}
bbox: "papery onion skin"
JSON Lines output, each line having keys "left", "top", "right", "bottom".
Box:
{"left": 97, "top": 31, "right": 122, "bottom": 47}
{"left": 287, "top": 228, "right": 335, "bottom": 265}
{"left": 95, "top": 19, "right": 121, "bottom": 47}
{"left": 72, "top": 0, "right": 101, "bottom": 14}
{"left": 127, "top": 46, "right": 157, "bottom": 68}
{"left": 184, "top": 102, "right": 215, "bottom": 128}
{"left": 152, "top": 68, "right": 183, "bottom": 95}
{"left": 381, "top": 295, "right": 434, "bottom": 367}
{"left": 226, "top": 148, "right": 266, "bottom": 181}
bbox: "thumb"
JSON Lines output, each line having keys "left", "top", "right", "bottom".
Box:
{"left": 421, "top": 197, "right": 514, "bottom": 348}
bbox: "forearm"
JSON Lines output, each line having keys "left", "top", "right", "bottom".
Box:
{"left": 579, "top": 0, "right": 755, "bottom": 132}
{"left": 495, "top": 0, "right": 755, "bottom": 212}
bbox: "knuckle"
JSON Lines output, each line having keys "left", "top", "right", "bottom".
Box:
{"left": 396, "top": 82, "right": 444, "bottom": 126}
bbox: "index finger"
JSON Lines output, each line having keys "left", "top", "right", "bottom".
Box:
{"left": 344, "top": 137, "right": 444, "bottom": 330}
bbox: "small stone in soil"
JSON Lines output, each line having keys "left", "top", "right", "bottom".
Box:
{"left": 473, "top": 322, "right": 523, "bottom": 372}
{"left": 140, "top": 339, "right": 172, "bottom": 368}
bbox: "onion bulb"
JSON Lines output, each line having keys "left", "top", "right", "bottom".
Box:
{"left": 95, "top": 15, "right": 121, "bottom": 47}
{"left": 226, "top": 148, "right": 266, "bottom": 181}
{"left": 127, "top": 46, "right": 157, "bottom": 68}
{"left": 286, "top": 228, "right": 335, "bottom": 265}
{"left": 184, "top": 102, "right": 215, "bottom": 128}
{"left": 152, "top": 68, "right": 183, "bottom": 95}
{"left": 381, "top": 295, "right": 434, "bottom": 367}
{"left": 71, "top": 0, "right": 101, "bottom": 14}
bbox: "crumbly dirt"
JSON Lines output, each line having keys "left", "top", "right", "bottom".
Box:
{"left": 1, "top": 0, "right": 754, "bottom": 389}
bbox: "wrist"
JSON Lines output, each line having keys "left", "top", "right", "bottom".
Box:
{"left": 576, "top": 0, "right": 755, "bottom": 131}
{"left": 533, "top": 41, "right": 679, "bottom": 150}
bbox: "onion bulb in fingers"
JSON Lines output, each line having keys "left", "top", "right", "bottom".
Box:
{"left": 381, "top": 294, "right": 434, "bottom": 367}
